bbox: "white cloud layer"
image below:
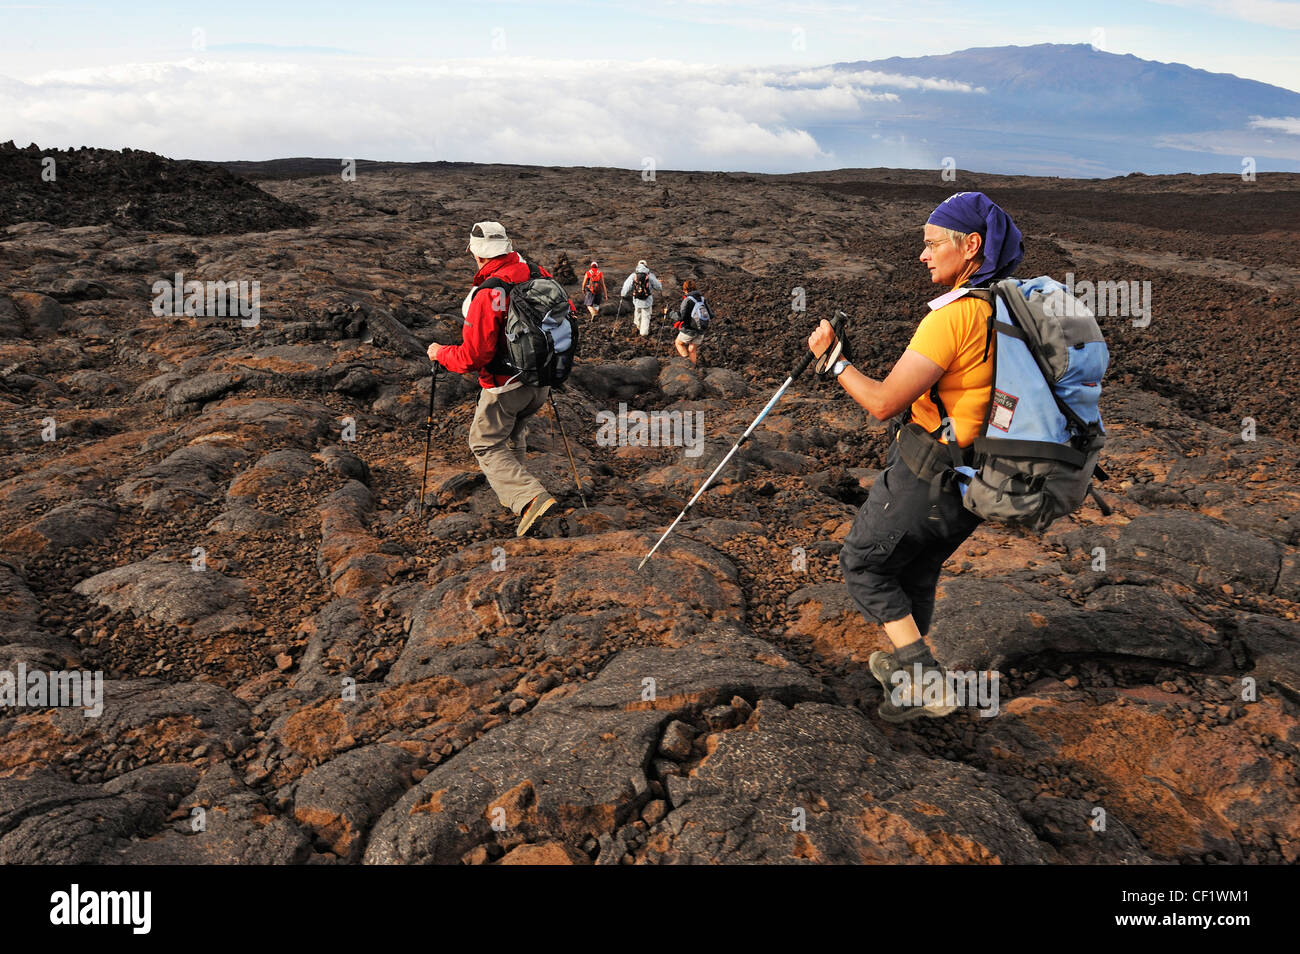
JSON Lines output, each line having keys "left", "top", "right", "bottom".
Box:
{"left": 1249, "top": 114, "right": 1300, "bottom": 134}
{"left": 0, "top": 55, "right": 977, "bottom": 169}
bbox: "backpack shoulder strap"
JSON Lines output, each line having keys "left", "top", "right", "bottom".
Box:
{"left": 964, "top": 286, "right": 998, "bottom": 363}
{"left": 478, "top": 262, "right": 543, "bottom": 298}
{"left": 476, "top": 275, "right": 509, "bottom": 296}
{"left": 928, "top": 384, "right": 968, "bottom": 469}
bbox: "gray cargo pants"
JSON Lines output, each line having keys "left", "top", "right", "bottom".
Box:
{"left": 468, "top": 383, "right": 551, "bottom": 514}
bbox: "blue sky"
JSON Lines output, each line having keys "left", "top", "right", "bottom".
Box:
{"left": 1, "top": 0, "right": 1296, "bottom": 172}
{"left": 2, "top": 0, "right": 1296, "bottom": 88}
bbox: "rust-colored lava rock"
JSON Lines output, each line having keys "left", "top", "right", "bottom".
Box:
{"left": 0, "top": 150, "right": 1297, "bottom": 865}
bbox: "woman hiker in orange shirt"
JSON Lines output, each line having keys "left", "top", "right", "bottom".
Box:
{"left": 807, "top": 191, "right": 1024, "bottom": 724}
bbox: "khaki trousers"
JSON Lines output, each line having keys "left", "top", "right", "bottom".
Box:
{"left": 468, "top": 383, "right": 551, "bottom": 514}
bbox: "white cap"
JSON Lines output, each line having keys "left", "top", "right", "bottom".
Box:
{"left": 467, "top": 221, "right": 512, "bottom": 257}
{"left": 636, "top": 260, "right": 648, "bottom": 272}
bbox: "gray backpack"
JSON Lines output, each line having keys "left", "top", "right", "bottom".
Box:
{"left": 479, "top": 263, "right": 579, "bottom": 387}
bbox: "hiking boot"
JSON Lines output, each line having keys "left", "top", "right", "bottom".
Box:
{"left": 516, "top": 493, "right": 556, "bottom": 537}
{"left": 877, "top": 695, "right": 957, "bottom": 723}
{"left": 868, "top": 650, "right": 902, "bottom": 691}
{"left": 875, "top": 660, "right": 960, "bottom": 723}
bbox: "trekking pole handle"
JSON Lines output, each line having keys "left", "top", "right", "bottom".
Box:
{"left": 791, "top": 348, "right": 817, "bottom": 381}
{"left": 791, "top": 310, "right": 849, "bottom": 380}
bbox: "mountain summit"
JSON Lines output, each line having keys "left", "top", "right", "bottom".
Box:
{"left": 826, "top": 43, "right": 1300, "bottom": 176}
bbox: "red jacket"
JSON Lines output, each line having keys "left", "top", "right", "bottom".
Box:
{"left": 435, "top": 252, "right": 553, "bottom": 389}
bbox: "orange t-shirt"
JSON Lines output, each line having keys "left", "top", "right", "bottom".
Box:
{"left": 905, "top": 291, "right": 994, "bottom": 447}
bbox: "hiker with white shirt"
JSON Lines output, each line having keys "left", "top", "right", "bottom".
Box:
{"left": 620, "top": 260, "right": 662, "bottom": 336}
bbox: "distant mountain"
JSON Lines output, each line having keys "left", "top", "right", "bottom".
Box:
{"left": 821, "top": 43, "right": 1300, "bottom": 176}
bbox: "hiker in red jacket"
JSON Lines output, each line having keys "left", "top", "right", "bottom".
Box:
{"left": 581, "top": 261, "right": 606, "bottom": 320}
{"left": 427, "top": 221, "right": 557, "bottom": 537}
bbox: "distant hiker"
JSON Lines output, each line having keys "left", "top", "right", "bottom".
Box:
{"left": 582, "top": 260, "right": 606, "bottom": 319}
{"left": 427, "top": 221, "right": 562, "bottom": 537}
{"left": 621, "top": 260, "right": 663, "bottom": 336}
{"left": 673, "top": 280, "right": 711, "bottom": 365}
{"left": 808, "top": 191, "right": 1025, "bottom": 723}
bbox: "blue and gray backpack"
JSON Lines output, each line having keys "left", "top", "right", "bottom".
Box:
{"left": 946, "top": 277, "right": 1109, "bottom": 530}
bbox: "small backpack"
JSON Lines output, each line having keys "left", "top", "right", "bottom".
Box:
{"left": 632, "top": 272, "right": 651, "bottom": 299}
{"left": 685, "top": 293, "right": 711, "bottom": 331}
{"left": 479, "top": 263, "right": 580, "bottom": 387}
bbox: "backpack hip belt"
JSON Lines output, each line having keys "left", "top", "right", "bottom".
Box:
{"left": 896, "top": 410, "right": 975, "bottom": 519}
{"left": 897, "top": 421, "right": 974, "bottom": 483}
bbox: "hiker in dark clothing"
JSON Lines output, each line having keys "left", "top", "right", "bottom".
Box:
{"left": 674, "top": 280, "right": 711, "bottom": 366}
{"left": 808, "top": 191, "right": 1024, "bottom": 723}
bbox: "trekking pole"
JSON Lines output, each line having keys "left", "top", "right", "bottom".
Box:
{"left": 612, "top": 295, "right": 625, "bottom": 336}
{"left": 638, "top": 311, "right": 848, "bottom": 570}
{"left": 550, "top": 393, "right": 589, "bottom": 510}
{"left": 417, "top": 362, "right": 440, "bottom": 517}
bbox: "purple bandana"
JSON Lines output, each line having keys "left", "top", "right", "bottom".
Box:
{"left": 926, "top": 191, "right": 1024, "bottom": 286}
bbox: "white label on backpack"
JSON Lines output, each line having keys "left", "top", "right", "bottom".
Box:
{"left": 990, "top": 390, "right": 1018, "bottom": 431}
